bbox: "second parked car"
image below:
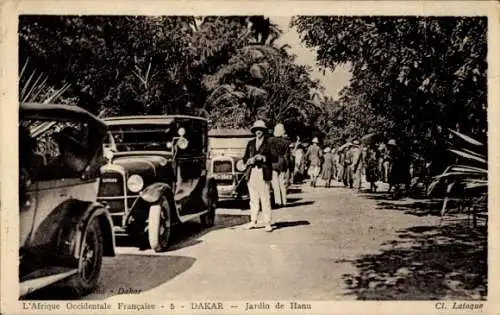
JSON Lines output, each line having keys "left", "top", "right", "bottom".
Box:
{"left": 208, "top": 128, "right": 276, "bottom": 208}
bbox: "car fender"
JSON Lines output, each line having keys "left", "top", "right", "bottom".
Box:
{"left": 139, "top": 182, "right": 173, "bottom": 204}
{"left": 132, "top": 182, "right": 178, "bottom": 222}
{"left": 56, "top": 201, "right": 116, "bottom": 263}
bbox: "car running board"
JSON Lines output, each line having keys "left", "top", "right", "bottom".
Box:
{"left": 178, "top": 210, "right": 208, "bottom": 223}
{"left": 19, "top": 267, "right": 78, "bottom": 297}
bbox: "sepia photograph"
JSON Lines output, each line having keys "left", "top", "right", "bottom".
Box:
{"left": 1, "top": 1, "right": 499, "bottom": 314}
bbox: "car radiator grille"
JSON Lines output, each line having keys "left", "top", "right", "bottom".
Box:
{"left": 99, "top": 173, "right": 124, "bottom": 196}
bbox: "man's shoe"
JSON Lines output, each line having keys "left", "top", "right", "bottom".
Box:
{"left": 245, "top": 222, "right": 257, "bottom": 230}
{"left": 265, "top": 225, "right": 273, "bottom": 232}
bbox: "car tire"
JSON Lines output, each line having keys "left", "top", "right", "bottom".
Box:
{"left": 148, "top": 198, "right": 171, "bottom": 253}
{"left": 201, "top": 184, "right": 217, "bottom": 227}
{"left": 66, "top": 216, "right": 103, "bottom": 297}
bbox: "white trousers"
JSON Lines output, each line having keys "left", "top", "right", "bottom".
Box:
{"left": 248, "top": 167, "right": 272, "bottom": 225}
{"left": 271, "top": 170, "right": 287, "bottom": 205}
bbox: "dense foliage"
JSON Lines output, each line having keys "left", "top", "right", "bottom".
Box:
{"left": 292, "top": 16, "right": 487, "bottom": 168}
{"left": 19, "top": 15, "right": 324, "bottom": 136}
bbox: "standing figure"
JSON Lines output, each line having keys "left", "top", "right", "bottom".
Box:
{"left": 337, "top": 146, "right": 345, "bottom": 183}
{"left": 350, "top": 140, "right": 363, "bottom": 191}
{"left": 365, "top": 144, "right": 380, "bottom": 192}
{"left": 332, "top": 148, "right": 340, "bottom": 182}
{"left": 321, "top": 147, "right": 335, "bottom": 188}
{"left": 344, "top": 142, "right": 354, "bottom": 188}
{"left": 270, "top": 123, "right": 290, "bottom": 207}
{"left": 242, "top": 120, "right": 276, "bottom": 232}
{"left": 292, "top": 142, "right": 305, "bottom": 184}
{"left": 387, "top": 139, "right": 411, "bottom": 198}
{"left": 304, "top": 137, "right": 323, "bottom": 187}
{"left": 379, "top": 142, "right": 391, "bottom": 183}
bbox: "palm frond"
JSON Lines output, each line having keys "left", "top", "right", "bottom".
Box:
{"left": 449, "top": 149, "right": 487, "bottom": 164}
{"left": 449, "top": 129, "right": 484, "bottom": 146}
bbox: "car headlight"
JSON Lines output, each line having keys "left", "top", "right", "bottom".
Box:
{"left": 236, "top": 159, "right": 246, "bottom": 172}
{"left": 127, "top": 174, "right": 144, "bottom": 193}
{"left": 177, "top": 137, "right": 189, "bottom": 150}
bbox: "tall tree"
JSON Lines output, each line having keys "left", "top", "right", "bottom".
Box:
{"left": 292, "top": 16, "right": 487, "bottom": 154}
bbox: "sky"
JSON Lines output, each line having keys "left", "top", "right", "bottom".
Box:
{"left": 271, "top": 16, "right": 352, "bottom": 100}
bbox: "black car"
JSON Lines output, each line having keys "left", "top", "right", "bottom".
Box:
{"left": 98, "top": 115, "right": 218, "bottom": 252}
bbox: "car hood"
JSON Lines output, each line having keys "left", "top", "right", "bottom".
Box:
{"left": 111, "top": 155, "right": 169, "bottom": 177}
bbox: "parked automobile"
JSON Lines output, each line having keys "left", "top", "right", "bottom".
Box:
{"left": 19, "top": 103, "right": 115, "bottom": 298}
{"left": 98, "top": 115, "right": 218, "bottom": 252}
{"left": 208, "top": 129, "right": 253, "bottom": 202}
{"left": 208, "top": 129, "right": 275, "bottom": 208}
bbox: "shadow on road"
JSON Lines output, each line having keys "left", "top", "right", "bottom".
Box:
{"left": 166, "top": 214, "right": 249, "bottom": 251}
{"left": 339, "top": 221, "right": 487, "bottom": 300}
{"left": 287, "top": 187, "right": 303, "bottom": 194}
{"left": 115, "top": 214, "right": 250, "bottom": 252}
{"left": 360, "top": 193, "right": 445, "bottom": 217}
{"left": 284, "top": 201, "right": 315, "bottom": 208}
{"left": 24, "top": 255, "right": 196, "bottom": 300}
{"left": 272, "top": 220, "right": 310, "bottom": 231}
{"left": 375, "top": 199, "right": 444, "bottom": 217}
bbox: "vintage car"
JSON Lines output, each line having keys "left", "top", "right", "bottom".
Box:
{"left": 19, "top": 103, "right": 115, "bottom": 298}
{"left": 98, "top": 115, "right": 218, "bottom": 252}
{"left": 208, "top": 129, "right": 253, "bottom": 201}
{"left": 208, "top": 129, "right": 275, "bottom": 207}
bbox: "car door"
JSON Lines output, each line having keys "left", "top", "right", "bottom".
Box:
{"left": 173, "top": 119, "right": 208, "bottom": 217}
{"left": 26, "top": 178, "right": 100, "bottom": 249}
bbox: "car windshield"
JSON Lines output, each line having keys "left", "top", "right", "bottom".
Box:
{"left": 107, "top": 124, "right": 175, "bottom": 152}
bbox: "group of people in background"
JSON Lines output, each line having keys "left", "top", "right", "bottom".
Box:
{"left": 290, "top": 136, "right": 413, "bottom": 196}
{"left": 241, "top": 118, "right": 416, "bottom": 232}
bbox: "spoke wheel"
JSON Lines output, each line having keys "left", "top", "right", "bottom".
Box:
{"left": 66, "top": 217, "right": 103, "bottom": 297}
{"left": 148, "top": 198, "right": 171, "bottom": 252}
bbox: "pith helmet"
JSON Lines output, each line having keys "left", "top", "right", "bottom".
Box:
{"left": 250, "top": 120, "right": 268, "bottom": 134}
{"left": 387, "top": 139, "right": 397, "bottom": 146}
{"left": 273, "top": 123, "right": 286, "bottom": 137}
{"left": 312, "top": 137, "right": 319, "bottom": 143}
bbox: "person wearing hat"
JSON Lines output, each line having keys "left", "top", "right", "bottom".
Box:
{"left": 386, "top": 138, "right": 411, "bottom": 197}
{"left": 320, "top": 146, "right": 335, "bottom": 188}
{"left": 304, "top": 137, "right": 323, "bottom": 187}
{"left": 350, "top": 139, "right": 364, "bottom": 191}
{"left": 365, "top": 143, "right": 380, "bottom": 192}
{"left": 242, "top": 119, "right": 276, "bottom": 232}
{"left": 270, "top": 123, "right": 291, "bottom": 207}
{"left": 292, "top": 139, "right": 305, "bottom": 184}
{"left": 342, "top": 141, "right": 354, "bottom": 188}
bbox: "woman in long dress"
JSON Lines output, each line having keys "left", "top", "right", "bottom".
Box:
{"left": 321, "top": 147, "right": 335, "bottom": 187}
{"left": 365, "top": 145, "right": 380, "bottom": 192}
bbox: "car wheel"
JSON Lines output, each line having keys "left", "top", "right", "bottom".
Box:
{"left": 66, "top": 216, "right": 103, "bottom": 297}
{"left": 148, "top": 198, "right": 171, "bottom": 252}
{"left": 201, "top": 185, "right": 217, "bottom": 227}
